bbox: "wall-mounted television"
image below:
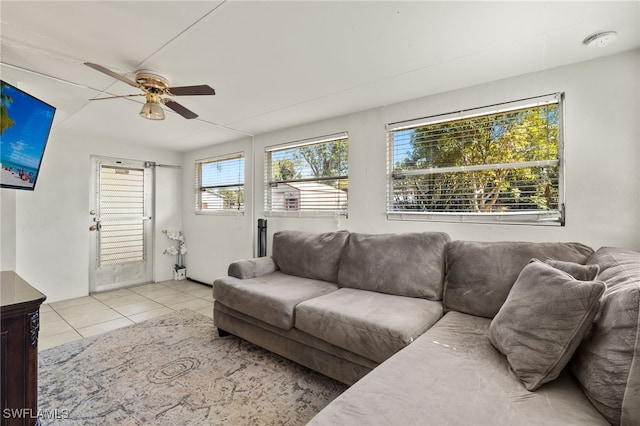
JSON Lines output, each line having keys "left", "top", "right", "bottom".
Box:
{"left": 1, "top": 80, "right": 56, "bottom": 190}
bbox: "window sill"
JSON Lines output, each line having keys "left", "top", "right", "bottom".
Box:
{"left": 194, "top": 210, "right": 245, "bottom": 216}
{"left": 386, "top": 210, "right": 563, "bottom": 226}
{"left": 264, "top": 210, "right": 348, "bottom": 219}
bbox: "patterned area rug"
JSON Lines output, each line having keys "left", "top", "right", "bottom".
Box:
{"left": 38, "top": 310, "right": 347, "bottom": 425}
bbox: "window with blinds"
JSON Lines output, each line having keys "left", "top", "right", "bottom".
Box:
{"left": 265, "top": 133, "right": 348, "bottom": 216}
{"left": 195, "top": 153, "right": 245, "bottom": 213}
{"left": 387, "top": 93, "right": 564, "bottom": 225}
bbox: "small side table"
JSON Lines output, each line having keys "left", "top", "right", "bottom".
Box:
{"left": 1, "top": 271, "right": 47, "bottom": 426}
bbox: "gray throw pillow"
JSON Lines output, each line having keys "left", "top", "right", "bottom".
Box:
{"left": 543, "top": 258, "right": 600, "bottom": 281}
{"left": 489, "top": 259, "right": 605, "bottom": 391}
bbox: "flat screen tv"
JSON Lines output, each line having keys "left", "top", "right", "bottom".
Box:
{"left": 1, "top": 80, "right": 56, "bottom": 190}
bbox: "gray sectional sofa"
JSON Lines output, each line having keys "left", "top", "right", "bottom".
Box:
{"left": 213, "top": 231, "right": 640, "bottom": 425}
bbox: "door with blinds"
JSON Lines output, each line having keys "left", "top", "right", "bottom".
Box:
{"left": 89, "top": 157, "right": 153, "bottom": 293}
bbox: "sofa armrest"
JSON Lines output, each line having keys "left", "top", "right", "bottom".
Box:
{"left": 228, "top": 256, "right": 279, "bottom": 279}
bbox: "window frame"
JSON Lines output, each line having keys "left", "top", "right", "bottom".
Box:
{"left": 194, "top": 152, "right": 245, "bottom": 215}
{"left": 264, "top": 132, "right": 349, "bottom": 218}
{"left": 386, "top": 93, "right": 565, "bottom": 226}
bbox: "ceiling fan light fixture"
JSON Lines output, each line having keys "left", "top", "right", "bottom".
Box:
{"left": 139, "top": 101, "right": 165, "bottom": 120}
{"left": 583, "top": 31, "right": 618, "bottom": 48}
{"left": 139, "top": 93, "right": 165, "bottom": 120}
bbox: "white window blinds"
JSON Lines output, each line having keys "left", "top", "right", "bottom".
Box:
{"left": 265, "top": 133, "right": 348, "bottom": 216}
{"left": 387, "top": 93, "right": 564, "bottom": 225}
{"left": 195, "top": 153, "right": 245, "bottom": 213}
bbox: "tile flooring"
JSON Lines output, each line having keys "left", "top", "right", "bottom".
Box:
{"left": 38, "top": 280, "right": 213, "bottom": 351}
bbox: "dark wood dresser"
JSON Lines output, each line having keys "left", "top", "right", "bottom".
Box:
{"left": 1, "top": 271, "right": 46, "bottom": 426}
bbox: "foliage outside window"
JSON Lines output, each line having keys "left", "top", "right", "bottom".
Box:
{"left": 195, "top": 153, "right": 244, "bottom": 213}
{"left": 387, "top": 93, "right": 563, "bottom": 225}
{"left": 265, "top": 133, "right": 348, "bottom": 216}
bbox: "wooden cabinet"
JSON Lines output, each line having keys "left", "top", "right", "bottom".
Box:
{"left": 1, "top": 272, "right": 46, "bottom": 426}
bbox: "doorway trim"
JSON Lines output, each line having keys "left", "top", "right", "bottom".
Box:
{"left": 89, "top": 156, "right": 154, "bottom": 293}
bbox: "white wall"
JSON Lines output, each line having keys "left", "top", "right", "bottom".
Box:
{"left": 182, "top": 50, "right": 640, "bottom": 284}
{"left": 155, "top": 164, "right": 184, "bottom": 279}
{"left": 10, "top": 131, "right": 182, "bottom": 303}
{"left": 0, "top": 189, "right": 17, "bottom": 270}
{"left": 182, "top": 137, "right": 255, "bottom": 284}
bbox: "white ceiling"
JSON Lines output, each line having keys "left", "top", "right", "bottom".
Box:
{"left": 1, "top": 1, "right": 638, "bottom": 152}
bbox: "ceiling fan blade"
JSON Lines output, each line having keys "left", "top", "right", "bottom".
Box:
{"left": 89, "top": 93, "right": 145, "bottom": 101}
{"left": 164, "top": 100, "right": 198, "bottom": 119}
{"left": 84, "top": 62, "right": 142, "bottom": 89}
{"left": 168, "top": 85, "right": 215, "bottom": 96}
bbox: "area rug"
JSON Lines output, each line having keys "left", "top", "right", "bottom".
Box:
{"left": 38, "top": 310, "right": 347, "bottom": 425}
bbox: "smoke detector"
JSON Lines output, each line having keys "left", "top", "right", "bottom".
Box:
{"left": 583, "top": 31, "right": 618, "bottom": 48}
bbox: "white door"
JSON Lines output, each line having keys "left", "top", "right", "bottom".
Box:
{"left": 89, "top": 157, "right": 153, "bottom": 293}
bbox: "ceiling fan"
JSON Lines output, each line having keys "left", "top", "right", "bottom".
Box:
{"left": 84, "top": 62, "right": 215, "bottom": 120}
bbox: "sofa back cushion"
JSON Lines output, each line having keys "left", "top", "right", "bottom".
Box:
{"left": 337, "top": 232, "right": 450, "bottom": 299}
{"left": 443, "top": 240, "right": 594, "bottom": 318}
{"left": 570, "top": 247, "right": 640, "bottom": 426}
{"left": 272, "top": 230, "right": 350, "bottom": 282}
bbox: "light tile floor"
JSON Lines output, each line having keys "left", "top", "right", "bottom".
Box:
{"left": 39, "top": 280, "right": 214, "bottom": 351}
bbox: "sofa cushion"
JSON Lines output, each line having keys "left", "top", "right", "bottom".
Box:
{"left": 337, "top": 232, "right": 450, "bottom": 299}
{"left": 489, "top": 259, "right": 605, "bottom": 391}
{"left": 544, "top": 258, "right": 600, "bottom": 281}
{"left": 272, "top": 230, "right": 349, "bottom": 283}
{"left": 309, "top": 311, "right": 609, "bottom": 426}
{"left": 213, "top": 271, "right": 339, "bottom": 330}
{"left": 295, "top": 288, "right": 443, "bottom": 363}
{"left": 443, "top": 240, "right": 594, "bottom": 318}
{"left": 571, "top": 247, "right": 640, "bottom": 426}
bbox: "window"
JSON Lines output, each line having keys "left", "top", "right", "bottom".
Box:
{"left": 387, "top": 93, "right": 563, "bottom": 225}
{"left": 285, "top": 197, "right": 299, "bottom": 211}
{"left": 265, "top": 133, "right": 348, "bottom": 216}
{"left": 195, "top": 153, "right": 244, "bottom": 213}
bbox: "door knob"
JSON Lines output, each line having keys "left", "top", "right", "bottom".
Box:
{"left": 89, "top": 225, "right": 97, "bottom": 231}
{"left": 89, "top": 210, "right": 97, "bottom": 215}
